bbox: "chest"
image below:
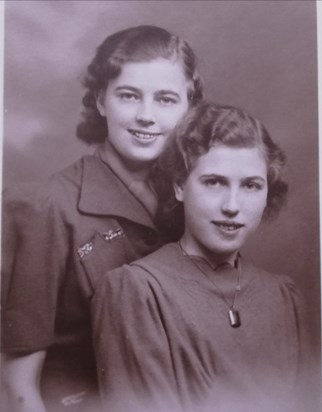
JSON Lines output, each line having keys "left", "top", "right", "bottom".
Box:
{"left": 152, "top": 274, "right": 299, "bottom": 385}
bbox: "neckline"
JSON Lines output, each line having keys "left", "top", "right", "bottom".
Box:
{"left": 177, "top": 237, "right": 239, "bottom": 269}
{"left": 177, "top": 241, "right": 242, "bottom": 327}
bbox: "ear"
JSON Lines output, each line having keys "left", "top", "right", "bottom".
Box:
{"left": 173, "top": 182, "right": 184, "bottom": 202}
{"left": 96, "top": 91, "right": 106, "bottom": 117}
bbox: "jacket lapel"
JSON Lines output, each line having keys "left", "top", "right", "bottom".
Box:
{"left": 78, "top": 156, "right": 156, "bottom": 230}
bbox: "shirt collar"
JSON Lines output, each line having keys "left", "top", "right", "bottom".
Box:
{"left": 78, "top": 155, "right": 156, "bottom": 230}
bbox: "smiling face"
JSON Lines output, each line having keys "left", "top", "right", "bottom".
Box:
{"left": 96, "top": 58, "right": 189, "bottom": 170}
{"left": 175, "top": 145, "right": 268, "bottom": 265}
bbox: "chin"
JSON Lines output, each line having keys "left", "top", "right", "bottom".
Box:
{"left": 132, "top": 151, "right": 158, "bottom": 162}
{"left": 209, "top": 246, "right": 239, "bottom": 258}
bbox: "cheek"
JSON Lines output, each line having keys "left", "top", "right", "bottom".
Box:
{"left": 161, "top": 105, "right": 188, "bottom": 128}
{"left": 247, "top": 198, "right": 267, "bottom": 222}
{"left": 185, "top": 194, "right": 213, "bottom": 219}
{"left": 105, "top": 102, "right": 130, "bottom": 128}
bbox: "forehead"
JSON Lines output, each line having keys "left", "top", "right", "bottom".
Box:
{"left": 108, "top": 58, "right": 187, "bottom": 92}
{"left": 192, "top": 145, "right": 267, "bottom": 178}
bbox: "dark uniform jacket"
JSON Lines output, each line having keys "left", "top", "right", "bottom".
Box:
{"left": 1, "top": 155, "right": 162, "bottom": 411}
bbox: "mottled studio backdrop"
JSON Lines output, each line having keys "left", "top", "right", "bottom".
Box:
{"left": 3, "top": 0, "right": 320, "bottom": 366}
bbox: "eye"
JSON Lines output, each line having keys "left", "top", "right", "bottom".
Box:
{"left": 118, "top": 92, "right": 139, "bottom": 102}
{"left": 243, "top": 181, "right": 262, "bottom": 191}
{"left": 158, "top": 96, "right": 177, "bottom": 106}
{"left": 202, "top": 177, "right": 225, "bottom": 187}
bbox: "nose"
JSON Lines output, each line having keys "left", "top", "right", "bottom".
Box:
{"left": 135, "top": 99, "right": 155, "bottom": 126}
{"left": 221, "top": 188, "right": 239, "bottom": 217}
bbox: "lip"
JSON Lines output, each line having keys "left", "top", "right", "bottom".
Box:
{"left": 128, "top": 128, "right": 162, "bottom": 141}
{"left": 212, "top": 220, "right": 244, "bottom": 233}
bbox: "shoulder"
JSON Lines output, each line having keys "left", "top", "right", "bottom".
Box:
{"left": 94, "top": 244, "right": 180, "bottom": 292}
{"left": 94, "top": 243, "right": 190, "bottom": 305}
{"left": 91, "top": 263, "right": 152, "bottom": 317}
{"left": 91, "top": 247, "right": 184, "bottom": 326}
{"left": 2, "top": 156, "right": 90, "bottom": 214}
{"left": 244, "top": 260, "right": 292, "bottom": 282}
{"left": 130, "top": 243, "right": 184, "bottom": 273}
{"left": 3, "top": 157, "right": 84, "bottom": 197}
{"left": 244, "top": 260, "right": 302, "bottom": 302}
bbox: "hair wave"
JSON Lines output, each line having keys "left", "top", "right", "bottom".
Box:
{"left": 153, "top": 102, "right": 288, "bottom": 241}
{"left": 76, "top": 25, "right": 203, "bottom": 144}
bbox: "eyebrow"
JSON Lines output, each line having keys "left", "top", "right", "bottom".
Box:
{"left": 200, "top": 174, "right": 266, "bottom": 182}
{"left": 114, "top": 86, "right": 140, "bottom": 92}
{"left": 114, "top": 86, "right": 181, "bottom": 98}
{"left": 155, "top": 90, "right": 181, "bottom": 97}
{"left": 242, "top": 176, "right": 266, "bottom": 182}
{"left": 201, "top": 174, "right": 226, "bottom": 179}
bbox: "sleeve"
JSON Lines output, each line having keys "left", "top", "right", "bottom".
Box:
{"left": 279, "top": 275, "right": 319, "bottom": 412}
{"left": 1, "top": 184, "right": 69, "bottom": 353}
{"left": 91, "top": 265, "right": 182, "bottom": 412}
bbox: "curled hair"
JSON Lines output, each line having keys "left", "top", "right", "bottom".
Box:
{"left": 76, "top": 25, "right": 203, "bottom": 144}
{"left": 153, "top": 102, "right": 288, "bottom": 241}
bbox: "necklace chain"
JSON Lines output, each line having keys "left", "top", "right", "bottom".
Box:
{"left": 177, "top": 241, "right": 242, "bottom": 328}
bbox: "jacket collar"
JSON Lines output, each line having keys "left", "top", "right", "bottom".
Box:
{"left": 78, "top": 155, "right": 156, "bottom": 230}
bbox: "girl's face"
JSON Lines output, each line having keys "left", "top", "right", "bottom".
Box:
{"left": 97, "top": 57, "right": 189, "bottom": 169}
{"left": 175, "top": 145, "right": 268, "bottom": 265}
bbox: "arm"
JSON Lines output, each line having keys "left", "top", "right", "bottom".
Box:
{"left": 1, "top": 351, "right": 46, "bottom": 412}
{"left": 281, "top": 277, "right": 318, "bottom": 411}
{"left": 1, "top": 185, "right": 68, "bottom": 350}
{"left": 1, "top": 185, "right": 69, "bottom": 409}
{"left": 91, "top": 265, "right": 181, "bottom": 412}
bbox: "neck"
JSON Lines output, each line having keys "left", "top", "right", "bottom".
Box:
{"left": 100, "top": 140, "right": 152, "bottom": 181}
{"left": 179, "top": 237, "right": 238, "bottom": 269}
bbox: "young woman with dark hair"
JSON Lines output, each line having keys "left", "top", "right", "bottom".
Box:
{"left": 1, "top": 25, "right": 203, "bottom": 412}
{"left": 91, "top": 102, "right": 309, "bottom": 412}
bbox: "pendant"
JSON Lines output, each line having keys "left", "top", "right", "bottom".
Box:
{"left": 228, "top": 309, "right": 241, "bottom": 328}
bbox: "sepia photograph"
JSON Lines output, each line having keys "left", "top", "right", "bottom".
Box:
{"left": 1, "top": 1, "right": 320, "bottom": 411}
